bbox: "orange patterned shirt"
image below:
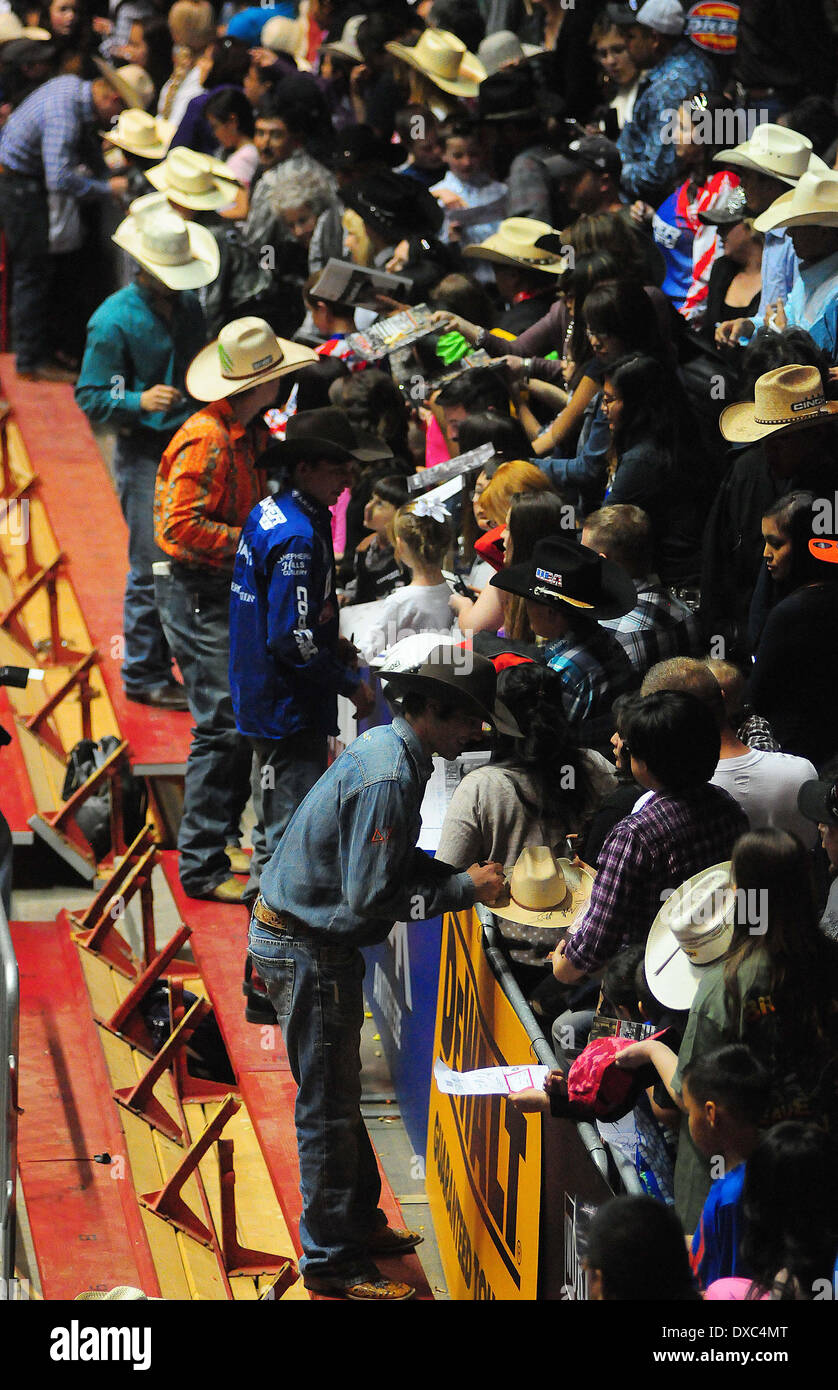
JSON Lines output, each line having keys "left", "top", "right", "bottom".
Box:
{"left": 154, "top": 399, "right": 267, "bottom": 573}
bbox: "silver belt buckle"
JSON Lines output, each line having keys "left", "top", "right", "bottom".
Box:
{"left": 152, "top": 560, "right": 172, "bottom": 577}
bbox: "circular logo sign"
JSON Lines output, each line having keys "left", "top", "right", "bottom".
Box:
{"left": 686, "top": 1, "right": 739, "bottom": 53}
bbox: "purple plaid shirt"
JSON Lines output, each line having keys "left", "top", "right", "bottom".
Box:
{"left": 564, "top": 784, "right": 749, "bottom": 975}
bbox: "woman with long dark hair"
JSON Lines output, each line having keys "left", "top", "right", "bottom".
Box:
{"left": 436, "top": 661, "right": 616, "bottom": 870}
{"left": 747, "top": 489, "right": 817, "bottom": 649}
{"left": 618, "top": 827, "right": 838, "bottom": 1233}
{"left": 600, "top": 351, "right": 705, "bottom": 584}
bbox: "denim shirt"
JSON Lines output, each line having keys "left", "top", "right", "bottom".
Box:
{"left": 259, "top": 716, "right": 477, "bottom": 946}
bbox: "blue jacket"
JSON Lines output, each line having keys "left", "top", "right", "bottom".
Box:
{"left": 229, "top": 488, "right": 360, "bottom": 740}
{"left": 258, "top": 716, "right": 477, "bottom": 946}
{"left": 618, "top": 42, "right": 719, "bottom": 205}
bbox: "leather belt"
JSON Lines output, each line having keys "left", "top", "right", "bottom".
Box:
{"left": 252, "top": 895, "right": 294, "bottom": 934}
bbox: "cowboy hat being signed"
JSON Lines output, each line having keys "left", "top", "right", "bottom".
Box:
{"left": 492, "top": 845, "right": 595, "bottom": 944}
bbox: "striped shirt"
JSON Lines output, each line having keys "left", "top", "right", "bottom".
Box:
{"left": 563, "top": 784, "right": 749, "bottom": 976}
{"left": 154, "top": 399, "right": 267, "bottom": 574}
{"left": 0, "top": 76, "right": 110, "bottom": 200}
{"left": 600, "top": 577, "right": 703, "bottom": 677}
{"left": 545, "top": 622, "right": 637, "bottom": 751}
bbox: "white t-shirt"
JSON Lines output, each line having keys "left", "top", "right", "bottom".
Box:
{"left": 710, "top": 748, "right": 819, "bottom": 848}
{"left": 359, "top": 582, "right": 454, "bottom": 662}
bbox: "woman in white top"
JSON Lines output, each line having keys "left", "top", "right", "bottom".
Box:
{"left": 359, "top": 497, "right": 454, "bottom": 662}
{"left": 205, "top": 88, "right": 259, "bottom": 221}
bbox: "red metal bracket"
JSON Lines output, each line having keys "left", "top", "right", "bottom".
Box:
{"left": 97, "top": 922, "right": 192, "bottom": 1057}
{"left": 113, "top": 995, "right": 212, "bottom": 1144}
{"left": 70, "top": 824, "right": 157, "bottom": 977}
{"left": 0, "top": 553, "right": 85, "bottom": 665}
{"left": 22, "top": 650, "right": 98, "bottom": 758}
{"left": 218, "top": 1137, "right": 294, "bottom": 1278}
{"left": 139, "top": 1093, "right": 240, "bottom": 1246}
{"left": 0, "top": 473, "right": 40, "bottom": 582}
{"left": 29, "top": 736, "right": 131, "bottom": 878}
{"left": 170, "top": 979, "right": 235, "bottom": 1103}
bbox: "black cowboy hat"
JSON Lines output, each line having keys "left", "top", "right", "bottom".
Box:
{"left": 491, "top": 535, "right": 636, "bottom": 621}
{"left": 380, "top": 645, "right": 523, "bottom": 738}
{"left": 258, "top": 407, "right": 394, "bottom": 468}
{"left": 343, "top": 170, "right": 444, "bottom": 242}
{"left": 329, "top": 124, "right": 403, "bottom": 171}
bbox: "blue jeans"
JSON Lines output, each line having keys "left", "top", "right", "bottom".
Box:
{"left": 112, "top": 431, "right": 174, "bottom": 693}
{"left": 0, "top": 173, "right": 50, "bottom": 371}
{"left": 247, "top": 923, "right": 384, "bottom": 1279}
{"left": 245, "top": 731, "right": 328, "bottom": 898}
{"left": 154, "top": 565, "right": 253, "bottom": 895}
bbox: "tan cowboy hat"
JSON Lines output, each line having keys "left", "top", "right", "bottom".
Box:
{"left": 186, "top": 317, "right": 318, "bottom": 402}
{"left": 713, "top": 123, "right": 832, "bottom": 188}
{"left": 113, "top": 207, "right": 220, "bottom": 290}
{"left": 261, "top": 15, "right": 311, "bottom": 67}
{"left": 386, "top": 29, "right": 486, "bottom": 98}
{"left": 491, "top": 846, "right": 595, "bottom": 945}
{"left": 146, "top": 147, "right": 241, "bottom": 211}
{"left": 645, "top": 862, "right": 736, "bottom": 1011}
{"left": 720, "top": 364, "right": 838, "bottom": 443}
{"left": 754, "top": 168, "right": 838, "bottom": 233}
{"left": 464, "top": 217, "right": 568, "bottom": 274}
{"left": 94, "top": 59, "right": 155, "bottom": 111}
{"left": 100, "top": 108, "right": 175, "bottom": 160}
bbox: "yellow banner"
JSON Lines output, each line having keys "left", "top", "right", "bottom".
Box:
{"left": 426, "top": 908, "right": 542, "bottom": 1301}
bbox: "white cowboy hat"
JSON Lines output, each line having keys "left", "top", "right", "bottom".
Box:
{"left": 491, "top": 846, "right": 595, "bottom": 946}
{"left": 476, "top": 30, "right": 543, "bottom": 76}
{"left": 186, "top": 317, "right": 318, "bottom": 402}
{"left": 100, "top": 108, "right": 175, "bottom": 160}
{"left": 146, "top": 147, "right": 242, "bottom": 210}
{"left": 112, "top": 207, "right": 220, "bottom": 290}
{"left": 386, "top": 29, "right": 486, "bottom": 98}
{"left": 321, "top": 14, "right": 365, "bottom": 64}
{"left": 464, "top": 217, "right": 568, "bottom": 274}
{"left": 94, "top": 59, "right": 155, "bottom": 111}
{"left": 719, "top": 364, "right": 838, "bottom": 443}
{"left": 713, "top": 123, "right": 832, "bottom": 188}
{"left": 753, "top": 168, "right": 838, "bottom": 233}
{"left": 645, "top": 862, "right": 736, "bottom": 1011}
{"left": 261, "top": 15, "right": 311, "bottom": 68}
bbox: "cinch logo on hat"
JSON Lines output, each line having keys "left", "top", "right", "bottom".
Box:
{"left": 686, "top": 1, "right": 739, "bottom": 54}
{"left": 251, "top": 354, "right": 274, "bottom": 371}
{"left": 791, "top": 394, "right": 827, "bottom": 413}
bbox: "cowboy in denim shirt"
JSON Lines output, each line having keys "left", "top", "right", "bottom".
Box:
{"left": 248, "top": 649, "right": 513, "bottom": 1301}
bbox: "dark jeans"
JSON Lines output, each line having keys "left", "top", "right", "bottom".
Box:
{"left": 154, "top": 564, "right": 252, "bottom": 895}
{"left": 112, "top": 432, "right": 175, "bottom": 694}
{"left": 246, "top": 730, "right": 328, "bottom": 898}
{"left": 0, "top": 173, "right": 50, "bottom": 371}
{"left": 247, "top": 923, "right": 384, "bottom": 1279}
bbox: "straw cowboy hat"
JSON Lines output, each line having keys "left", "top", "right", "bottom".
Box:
{"left": 754, "top": 168, "right": 838, "bottom": 233}
{"left": 463, "top": 218, "right": 569, "bottom": 274}
{"left": 713, "top": 123, "right": 832, "bottom": 188}
{"left": 491, "top": 846, "right": 595, "bottom": 943}
{"left": 100, "top": 108, "right": 175, "bottom": 161}
{"left": 261, "top": 16, "right": 311, "bottom": 69}
{"left": 0, "top": 12, "right": 51, "bottom": 43}
{"left": 386, "top": 29, "right": 486, "bottom": 98}
{"left": 146, "top": 147, "right": 241, "bottom": 211}
{"left": 492, "top": 535, "right": 636, "bottom": 622}
{"left": 185, "top": 318, "right": 318, "bottom": 402}
{"left": 380, "top": 645, "right": 522, "bottom": 737}
{"left": 645, "top": 862, "right": 736, "bottom": 1010}
{"left": 94, "top": 59, "right": 154, "bottom": 111}
{"left": 112, "top": 206, "right": 220, "bottom": 290}
{"left": 719, "top": 364, "right": 838, "bottom": 443}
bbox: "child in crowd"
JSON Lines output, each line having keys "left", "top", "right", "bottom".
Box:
{"left": 341, "top": 475, "right": 410, "bottom": 607}
{"left": 358, "top": 498, "right": 454, "bottom": 661}
{"left": 431, "top": 115, "right": 507, "bottom": 260}
{"left": 394, "top": 104, "right": 447, "bottom": 189}
{"left": 681, "top": 1045, "right": 770, "bottom": 1290}
{"left": 583, "top": 1196, "right": 700, "bottom": 1301}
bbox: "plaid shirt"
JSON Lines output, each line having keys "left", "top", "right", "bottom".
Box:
{"left": 154, "top": 399, "right": 267, "bottom": 574}
{"left": 563, "top": 784, "right": 749, "bottom": 976}
{"left": 600, "top": 576, "right": 703, "bottom": 677}
{"left": 0, "top": 76, "right": 110, "bottom": 199}
{"left": 545, "top": 622, "right": 637, "bottom": 750}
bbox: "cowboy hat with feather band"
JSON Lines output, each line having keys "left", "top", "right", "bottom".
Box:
{"left": 463, "top": 218, "right": 569, "bottom": 274}
{"left": 492, "top": 535, "right": 636, "bottom": 622}
{"left": 719, "top": 364, "right": 838, "bottom": 443}
{"left": 645, "top": 862, "right": 736, "bottom": 1011}
{"left": 94, "top": 59, "right": 154, "bottom": 110}
{"left": 100, "top": 108, "right": 175, "bottom": 161}
{"left": 380, "top": 645, "right": 522, "bottom": 738}
{"left": 186, "top": 318, "right": 318, "bottom": 402}
{"left": 712, "top": 123, "right": 832, "bottom": 188}
{"left": 753, "top": 169, "right": 838, "bottom": 232}
{"left": 386, "top": 29, "right": 486, "bottom": 98}
{"left": 113, "top": 207, "right": 220, "bottom": 290}
{"left": 258, "top": 406, "right": 394, "bottom": 467}
{"left": 146, "top": 147, "right": 241, "bottom": 211}
{"left": 491, "top": 846, "right": 595, "bottom": 941}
